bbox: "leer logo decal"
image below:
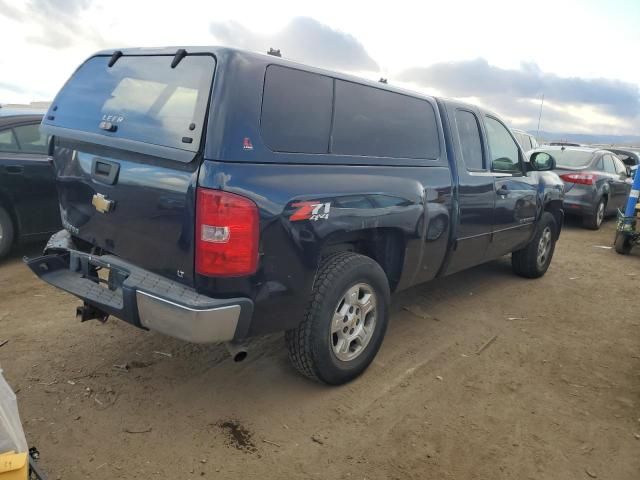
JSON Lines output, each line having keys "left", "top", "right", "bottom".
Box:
{"left": 290, "top": 202, "right": 331, "bottom": 221}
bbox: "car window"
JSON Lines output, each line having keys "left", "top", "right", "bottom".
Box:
{"left": 261, "top": 65, "right": 333, "bottom": 154}
{"left": 603, "top": 155, "right": 617, "bottom": 174}
{"left": 13, "top": 123, "right": 48, "bottom": 154}
{"left": 485, "top": 116, "right": 521, "bottom": 172}
{"left": 613, "top": 157, "right": 627, "bottom": 175}
{"left": 455, "top": 110, "right": 484, "bottom": 170}
{"left": 593, "top": 157, "right": 604, "bottom": 171}
{"left": 331, "top": 80, "right": 440, "bottom": 159}
{"left": 0, "top": 128, "right": 19, "bottom": 153}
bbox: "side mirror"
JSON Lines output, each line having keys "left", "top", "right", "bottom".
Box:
{"left": 529, "top": 151, "right": 556, "bottom": 171}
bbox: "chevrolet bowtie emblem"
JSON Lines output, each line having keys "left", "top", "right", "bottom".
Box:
{"left": 92, "top": 193, "right": 115, "bottom": 213}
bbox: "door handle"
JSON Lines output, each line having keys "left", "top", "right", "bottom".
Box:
{"left": 91, "top": 158, "right": 120, "bottom": 185}
{"left": 5, "top": 165, "right": 24, "bottom": 174}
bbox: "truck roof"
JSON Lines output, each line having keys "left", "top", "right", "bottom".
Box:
{"left": 90, "top": 46, "right": 488, "bottom": 115}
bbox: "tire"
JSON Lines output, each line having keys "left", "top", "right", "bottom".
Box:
{"left": 583, "top": 197, "right": 606, "bottom": 230}
{"left": 0, "top": 205, "right": 15, "bottom": 260}
{"left": 614, "top": 231, "right": 633, "bottom": 255}
{"left": 285, "top": 252, "right": 390, "bottom": 385}
{"left": 512, "top": 212, "right": 557, "bottom": 279}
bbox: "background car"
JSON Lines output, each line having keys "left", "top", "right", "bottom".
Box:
{"left": 0, "top": 111, "right": 60, "bottom": 258}
{"left": 533, "top": 146, "right": 631, "bottom": 229}
{"left": 548, "top": 141, "right": 582, "bottom": 147}
{"left": 512, "top": 128, "right": 539, "bottom": 153}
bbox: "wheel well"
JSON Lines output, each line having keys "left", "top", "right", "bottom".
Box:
{"left": 320, "top": 228, "right": 405, "bottom": 291}
{"left": 544, "top": 200, "right": 563, "bottom": 239}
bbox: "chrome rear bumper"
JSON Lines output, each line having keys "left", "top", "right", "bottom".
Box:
{"left": 136, "top": 291, "right": 241, "bottom": 343}
{"left": 26, "top": 230, "right": 253, "bottom": 344}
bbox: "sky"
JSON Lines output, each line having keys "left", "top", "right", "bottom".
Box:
{"left": 0, "top": 0, "right": 639, "bottom": 135}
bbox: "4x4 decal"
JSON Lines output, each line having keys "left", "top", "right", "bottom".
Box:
{"left": 290, "top": 202, "right": 331, "bottom": 221}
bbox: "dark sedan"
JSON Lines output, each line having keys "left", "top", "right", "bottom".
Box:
{"left": 0, "top": 111, "right": 60, "bottom": 258}
{"left": 533, "top": 146, "right": 631, "bottom": 229}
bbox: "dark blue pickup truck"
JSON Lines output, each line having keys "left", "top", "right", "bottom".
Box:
{"left": 27, "top": 47, "right": 564, "bottom": 384}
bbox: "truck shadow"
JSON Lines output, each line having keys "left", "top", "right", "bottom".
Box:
{"left": 61, "top": 253, "right": 522, "bottom": 412}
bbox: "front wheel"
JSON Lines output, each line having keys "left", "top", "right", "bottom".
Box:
{"left": 285, "top": 252, "right": 390, "bottom": 385}
{"left": 512, "top": 212, "right": 558, "bottom": 278}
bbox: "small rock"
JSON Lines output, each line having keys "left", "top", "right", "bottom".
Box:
{"left": 585, "top": 468, "right": 597, "bottom": 478}
{"left": 633, "top": 433, "right": 640, "bottom": 440}
{"left": 436, "top": 375, "right": 443, "bottom": 381}
{"left": 311, "top": 435, "right": 324, "bottom": 445}
{"left": 200, "top": 459, "right": 207, "bottom": 464}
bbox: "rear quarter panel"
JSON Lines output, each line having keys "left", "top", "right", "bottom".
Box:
{"left": 197, "top": 160, "right": 452, "bottom": 337}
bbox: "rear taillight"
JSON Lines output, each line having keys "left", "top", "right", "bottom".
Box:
{"left": 560, "top": 173, "right": 595, "bottom": 185}
{"left": 195, "top": 188, "right": 259, "bottom": 277}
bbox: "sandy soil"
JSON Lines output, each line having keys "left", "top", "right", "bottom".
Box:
{"left": 1, "top": 219, "right": 639, "bottom": 480}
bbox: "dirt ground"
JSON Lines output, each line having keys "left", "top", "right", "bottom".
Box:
{"left": 1, "top": 218, "right": 639, "bottom": 480}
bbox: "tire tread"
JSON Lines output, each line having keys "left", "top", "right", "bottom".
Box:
{"left": 285, "top": 252, "right": 375, "bottom": 381}
{"left": 512, "top": 212, "right": 557, "bottom": 278}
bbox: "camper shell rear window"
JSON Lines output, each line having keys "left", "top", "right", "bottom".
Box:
{"left": 47, "top": 54, "right": 215, "bottom": 152}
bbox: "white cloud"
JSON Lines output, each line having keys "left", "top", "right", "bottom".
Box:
{"left": 0, "top": 0, "right": 638, "bottom": 135}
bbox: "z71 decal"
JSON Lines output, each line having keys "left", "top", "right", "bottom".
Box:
{"left": 290, "top": 201, "right": 331, "bottom": 221}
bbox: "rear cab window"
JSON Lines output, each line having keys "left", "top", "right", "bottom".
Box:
{"left": 455, "top": 110, "right": 484, "bottom": 170}
{"left": 45, "top": 54, "right": 215, "bottom": 155}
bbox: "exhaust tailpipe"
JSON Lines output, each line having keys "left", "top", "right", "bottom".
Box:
{"left": 225, "top": 341, "right": 249, "bottom": 362}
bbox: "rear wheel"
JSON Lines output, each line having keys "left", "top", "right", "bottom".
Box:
{"left": 285, "top": 252, "right": 390, "bottom": 385}
{"left": 0, "top": 206, "right": 15, "bottom": 260}
{"left": 584, "top": 197, "right": 606, "bottom": 230}
{"left": 614, "top": 231, "right": 633, "bottom": 255}
{"left": 512, "top": 212, "right": 557, "bottom": 278}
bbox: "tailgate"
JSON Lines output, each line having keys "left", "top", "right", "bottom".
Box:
{"left": 42, "top": 52, "right": 216, "bottom": 285}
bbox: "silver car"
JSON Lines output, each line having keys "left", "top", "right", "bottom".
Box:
{"left": 534, "top": 146, "right": 631, "bottom": 229}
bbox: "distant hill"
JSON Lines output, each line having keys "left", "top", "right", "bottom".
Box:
{"left": 533, "top": 130, "right": 640, "bottom": 147}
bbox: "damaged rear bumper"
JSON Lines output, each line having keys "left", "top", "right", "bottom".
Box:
{"left": 25, "top": 230, "right": 253, "bottom": 343}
